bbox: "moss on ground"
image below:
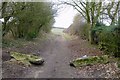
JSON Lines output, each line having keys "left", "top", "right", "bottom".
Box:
{"left": 70, "top": 55, "right": 109, "bottom": 67}
{"left": 10, "top": 52, "right": 44, "bottom": 66}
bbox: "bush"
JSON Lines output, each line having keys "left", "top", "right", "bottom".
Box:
{"left": 92, "top": 24, "right": 120, "bottom": 57}
{"left": 25, "top": 32, "right": 37, "bottom": 40}
{"left": 2, "top": 2, "right": 55, "bottom": 40}
{"left": 95, "top": 21, "right": 106, "bottom": 27}
{"left": 91, "top": 25, "right": 106, "bottom": 44}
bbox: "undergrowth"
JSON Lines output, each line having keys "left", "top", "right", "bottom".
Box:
{"left": 2, "top": 32, "right": 48, "bottom": 48}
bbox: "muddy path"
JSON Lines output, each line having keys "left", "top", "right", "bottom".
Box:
{"left": 31, "top": 35, "right": 79, "bottom": 78}
{"left": 2, "top": 33, "right": 120, "bottom": 78}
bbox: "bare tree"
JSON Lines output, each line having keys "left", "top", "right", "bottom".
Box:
{"left": 101, "top": 1, "right": 120, "bottom": 25}
{"left": 62, "top": 0, "right": 103, "bottom": 43}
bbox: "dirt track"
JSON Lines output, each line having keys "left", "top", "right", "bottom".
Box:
{"left": 2, "top": 33, "right": 120, "bottom": 78}
{"left": 31, "top": 35, "right": 80, "bottom": 78}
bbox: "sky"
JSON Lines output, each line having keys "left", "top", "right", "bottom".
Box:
{"left": 0, "top": 0, "right": 113, "bottom": 27}
{"left": 53, "top": 5, "right": 78, "bottom": 28}
{"left": 53, "top": 2, "right": 111, "bottom": 28}
{"left": 52, "top": 0, "right": 110, "bottom": 28}
{"left": 0, "top": 0, "right": 77, "bottom": 28}
{"left": 52, "top": 0, "right": 113, "bottom": 28}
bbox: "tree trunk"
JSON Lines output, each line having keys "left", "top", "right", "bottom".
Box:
{"left": 87, "top": 23, "right": 93, "bottom": 44}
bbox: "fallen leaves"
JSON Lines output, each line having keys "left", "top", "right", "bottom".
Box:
{"left": 77, "top": 63, "right": 120, "bottom": 78}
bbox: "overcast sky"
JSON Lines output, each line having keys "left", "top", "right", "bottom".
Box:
{"left": 1, "top": 0, "right": 116, "bottom": 27}
{"left": 52, "top": 0, "right": 112, "bottom": 28}
{"left": 53, "top": 6, "right": 77, "bottom": 28}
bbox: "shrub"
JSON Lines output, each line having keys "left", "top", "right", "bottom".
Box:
{"left": 81, "top": 20, "right": 120, "bottom": 57}
{"left": 25, "top": 32, "right": 37, "bottom": 40}
{"left": 2, "top": 2, "right": 55, "bottom": 40}
{"left": 91, "top": 20, "right": 120, "bottom": 57}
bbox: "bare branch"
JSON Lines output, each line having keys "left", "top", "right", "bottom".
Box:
{"left": 72, "top": 0, "right": 86, "bottom": 14}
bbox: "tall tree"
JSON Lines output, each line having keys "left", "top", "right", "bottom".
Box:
{"left": 2, "top": 2, "right": 56, "bottom": 40}
{"left": 107, "top": 1, "right": 120, "bottom": 25}
{"left": 63, "top": 0, "right": 103, "bottom": 43}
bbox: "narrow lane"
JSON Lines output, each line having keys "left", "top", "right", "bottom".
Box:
{"left": 34, "top": 35, "right": 80, "bottom": 78}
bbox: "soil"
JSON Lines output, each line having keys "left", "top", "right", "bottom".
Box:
{"left": 2, "top": 33, "right": 120, "bottom": 78}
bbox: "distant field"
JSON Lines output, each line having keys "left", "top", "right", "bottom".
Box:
{"left": 51, "top": 28, "right": 64, "bottom": 35}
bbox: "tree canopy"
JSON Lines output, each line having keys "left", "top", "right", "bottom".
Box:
{"left": 2, "top": 2, "right": 56, "bottom": 40}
